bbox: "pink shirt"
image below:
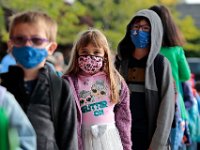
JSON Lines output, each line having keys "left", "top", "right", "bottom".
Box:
{"left": 77, "top": 72, "right": 115, "bottom": 127}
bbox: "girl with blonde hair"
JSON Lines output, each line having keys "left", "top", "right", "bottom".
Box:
{"left": 63, "top": 28, "right": 132, "bottom": 150}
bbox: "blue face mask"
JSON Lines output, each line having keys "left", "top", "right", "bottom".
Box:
{"left": 12, "top": 46, "right": 48, "bottom": 69}
{"left": 130, "top": 30, "right": 150, "bottom": 48}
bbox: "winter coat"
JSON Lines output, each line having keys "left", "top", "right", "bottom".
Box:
{"left": 0, "top": 65, "right": 78, "bottom": 150}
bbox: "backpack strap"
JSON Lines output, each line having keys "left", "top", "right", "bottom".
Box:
{"left": 118, "top": 60, "right": 129, "bottom": 82}
{"left": 153, "top": 54, "right": 164, "bottom": 98}
{"left": 154, "top": 54, "right": 177, "bottom": 128}
{"left": 49, "top": 72, "right": 62, "bottom": 137}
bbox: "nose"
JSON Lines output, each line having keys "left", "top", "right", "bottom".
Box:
{"left": 138, "top": 27, "right": 143, "bottom": 31}
{"left": 24, "top": 39, "right": 33, "bottom": 46}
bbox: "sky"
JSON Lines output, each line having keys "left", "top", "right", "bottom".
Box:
{"left": 185, "top": 0, "right": 200, "bottom": 3}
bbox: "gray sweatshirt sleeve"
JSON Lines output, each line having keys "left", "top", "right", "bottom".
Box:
{"left": 150, "top": 58, "right": 175, "bottom": 150}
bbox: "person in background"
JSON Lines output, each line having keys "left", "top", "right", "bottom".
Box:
{"left": 0, "top": 47, "right": 16, "bottom": 73}
{"left": 195, "top": 81, "right": 200, "bottom": 97}
{"left": 53, "top": 51, "right": 65, "bottom": 74}
{"left": 0, "top": 10, "right": 78, "bottom": 150}
{"left": 46, "top": 52, "right": 65, "bottom": 77}
{"left": 149, "top": 5, "right": 191, "bottom": 150}
{"left": 0, "top": 85, "right": 36, "bottom": 150}
{"left": 63, "top": 28, "right": 132, "bottom": 150}
{"left": 115, "top": 9, "right": 175, "bottom": 150}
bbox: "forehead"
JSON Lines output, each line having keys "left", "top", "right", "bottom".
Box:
{"left": 78, "top": 43, "right": 105, "bottom": 55}
{"left": 133, "top": 19, "right": 150, "bottom": 25}
{"left": 79, "top": 43, "right": 102, "bottom": 51}
{"left": 11, "top": 22, "right": 47, "bottom": 37}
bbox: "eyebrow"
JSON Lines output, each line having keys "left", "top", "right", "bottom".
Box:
{"left": 133, "top": 23, "right": 150, "bottom": 26}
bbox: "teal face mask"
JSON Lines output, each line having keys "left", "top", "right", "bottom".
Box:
{"left": 12, "top": 46, "right": 48, "bottom": 69}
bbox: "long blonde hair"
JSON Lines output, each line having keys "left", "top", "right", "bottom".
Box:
{"left": 65, "top": 28, "right": 122, "bottom": 104}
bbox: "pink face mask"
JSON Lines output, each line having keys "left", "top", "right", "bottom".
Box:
{"left": 78, "top": 55, "right": 104, "bottom": 74}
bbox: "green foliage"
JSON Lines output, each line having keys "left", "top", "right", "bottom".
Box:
{"left": 0, "top": 0, "right": 88, "bottom": 44}
{"left": 0, "top": 0, "right": 200, "bottom": 55}
{"left": 78, "top": 0, "right": 161, "bottom": 50}
{"left": 0, "top": 3, "right": 7, "bottom": 42}
{"left": 175, "top": 12, "right": 200, "bottom": 52}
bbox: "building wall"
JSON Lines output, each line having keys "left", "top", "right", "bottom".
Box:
{"left": 176, "top": 3, "right": 200, "bottom": 28}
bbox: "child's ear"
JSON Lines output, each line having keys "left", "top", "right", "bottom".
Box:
{"left": 7, "top": 40, "right": 13, "bottom": 53}
{"left": 47, "top": 42, "right": 57, "bottom": 55}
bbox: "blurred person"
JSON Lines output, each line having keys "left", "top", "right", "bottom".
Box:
{"left": 0, "top": 85, "right": 36, "bottom": 150}
{"left": 46, "top": 52, "right": 65, "bottom": 77}
{"left": 149, "top": 5, "right": 191, "bottom": 150}
{"left": 53, "top": 51, "right": 65, "bottom": 74}
{"left": 195, "top": 81, "right": 200, "bottom": 96}
{"left": 0, "top": 47, "right": 16, "bottom": 73}
{"left": 181, "top": 80, "right": 200, "bottom": 150}
{"left": 63, "top": 28, "right": 132, "bottom": 150}
{"left": 0, "top": 10, "right": 78, "bottom": 150}
{"left": 46, "top": 55, "right": 57, "bottom": 73}
{"left": 115, "top": 9, "right": 175, "bottom": 150}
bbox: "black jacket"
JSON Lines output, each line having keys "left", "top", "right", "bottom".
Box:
{"left": 0, "top": 65, "right": 78, "bottom": 150}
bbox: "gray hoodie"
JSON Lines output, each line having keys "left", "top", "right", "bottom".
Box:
{"left": 117, "top": 9, "right": 175, "bottom": 150}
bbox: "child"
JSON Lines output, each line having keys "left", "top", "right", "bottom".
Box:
{"left": 149, "top": 5, "right": 191, "bottom": 150}
{"left": 0, "top": 11, "right": 78, "bottom": 150}
{"left": 0, "top": 85, "right": 36, "bottom": 150}
{"left": 63, "top": 28, "right": 132, "bottom": 150}
{"left": 115, "top": 9, "right": 175, "bottom": 150}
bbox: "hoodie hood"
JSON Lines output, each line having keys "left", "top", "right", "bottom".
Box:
{"left": 117, "top": 9, "right": 163, "bottom": 66}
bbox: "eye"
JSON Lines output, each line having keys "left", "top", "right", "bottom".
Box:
{"left": 142, "top": 26, "right": 151, "bottom": 32}
{"left": 92, "top": 89, "right": 97, "bottom": 93}
{"left": 86, "top": 97, "right": 91, "bottom": 102}
{"left": 100, "top": 91, "right": 106, "bottom": 95}
{"left": 133, "top": 24, "right": 139, "bottom": 30}
{"left": 31, "top": 37, "right": 44, "bottom": 45}
{"left": 79, "top": 48, "right": 89, "bottom": 55}
{"left": 94, "top": 50, "right": 101, "bottom": 55}
{"left": 80, "top": 99, "right": 84, "bottom": 105}
{"left": 12, "top": 36, "right": 26, "bottom": 45}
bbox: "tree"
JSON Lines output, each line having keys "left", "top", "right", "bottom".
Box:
{"left": 0, "top": 0, "right": 199, "bottom": 55}
{"left": 0, "top": 0, "right": 88, "bottom": 44}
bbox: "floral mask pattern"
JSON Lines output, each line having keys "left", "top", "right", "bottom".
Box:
{"left": 78, "top": 55, "right": 104, "bottom": 75}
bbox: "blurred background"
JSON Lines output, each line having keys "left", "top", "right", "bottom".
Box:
{"left": 0, "top": 0, "right": 200, "bottom": 77}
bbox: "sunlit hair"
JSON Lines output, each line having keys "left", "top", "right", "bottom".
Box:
{"left": 149, "top": 5, "right": 185, "bottom": 46}
{"left": 65, "top": 28, "right": 123, "bottom": 103}
{"left": 9, "top": 10, "right": 57, "bottom": 42}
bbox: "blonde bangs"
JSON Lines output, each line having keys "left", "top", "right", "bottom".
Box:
{"left": 77, "top": 30, "right": 107, "bottom": 51}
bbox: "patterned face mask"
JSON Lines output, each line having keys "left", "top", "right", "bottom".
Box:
{"left": 78, "top": 55, "right": 104, "bottom": 75}
{"left": 130, "top": 30, "right": 150, "bottom": 48}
